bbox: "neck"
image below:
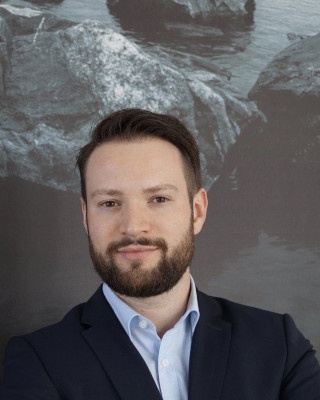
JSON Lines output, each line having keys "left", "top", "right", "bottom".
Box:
{"left": 117, "top": 269, "right": 191, "bottom": 338}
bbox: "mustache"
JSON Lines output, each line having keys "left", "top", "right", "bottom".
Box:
{"left": 106, "top": 237, "right": 168, "bottom": 253}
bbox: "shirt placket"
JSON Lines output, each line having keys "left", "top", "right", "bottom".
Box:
{"left": 158, "top": 327, "right": 181, "bottom": 400}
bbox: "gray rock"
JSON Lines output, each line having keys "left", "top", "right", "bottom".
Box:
{"left": 1, "top": 8, "right": 260, "bottom": 192}
{"left": 107, "top": 0, "right": 254, "bottom": 25}
{"left": 24, "top": 0, "right": 64, "bottom": 4}
{"left": 1, "top": 125, "right": 79, "bottom": 190}
{"left": 287, "top": 32, "right": 310, "bottom": 41}
{"left": 248, "top": 32, "right": 320, "bottom": 166}
{"left": 168, "top": 0, "right": 251, "bottom": 19}
{"left": 250, "top": 33, "right": 320, "bottom": 101}
{"left": 0, "top": 16, "right": 12, "bottom": 95}
{"left": 0, "top": 4, "right": 75, "bottom": 36}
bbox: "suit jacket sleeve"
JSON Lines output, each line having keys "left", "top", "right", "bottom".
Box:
{"left": 281, "top": 314, "right": 320, "bottom": 399}
{"left": 1, "top": 336, "right": 61, "bottom": 400}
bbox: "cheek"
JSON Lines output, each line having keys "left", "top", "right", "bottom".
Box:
{"left": 164, "top": 211, "right": 193, "bottom": 240}
{"left": 86, "top": 216, "right": 114, "bottom": 245}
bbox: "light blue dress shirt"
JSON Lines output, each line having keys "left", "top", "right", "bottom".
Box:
{"left": 102, "top": 277, "right": 200, "bottom": 400}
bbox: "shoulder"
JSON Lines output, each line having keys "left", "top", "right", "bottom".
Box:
{"left": 3, "top": 286, "right": 110, "bottom": 383}
{"left": 197, "top": 290, "right": 317, "bottom": 365}
{"left": 197, "top": 289, "right": 284, "bottom": 323}
{"left": 197, "top": 289, "right": 309, "bottom": 348}
{"left": 8, "top": 285, "right": 107, "bottom": 349}
{"left": 196, "top": 290, "right": 320, "bottom": 395}
{"left": 6, "top": 301, "right": 86, "bottom": 357}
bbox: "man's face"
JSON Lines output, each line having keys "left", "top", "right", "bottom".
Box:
{"left": 81, "top": 138, "right": 207, "bottom": 297}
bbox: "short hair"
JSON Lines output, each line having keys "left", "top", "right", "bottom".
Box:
{"left": 76, "top": 108, "right": 201, "bottom": 202}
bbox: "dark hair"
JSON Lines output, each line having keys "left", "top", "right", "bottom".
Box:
{"left": 76, "top": 108, "right": 201, "bottom": 202}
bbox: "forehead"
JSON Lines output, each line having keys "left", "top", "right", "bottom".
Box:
{"left": 85, "top": 138, "right": 188, "bottom": 191}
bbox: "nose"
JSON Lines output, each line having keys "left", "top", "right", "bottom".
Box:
{"left": 119, "top": 203, "right": 150, "bottom": 237}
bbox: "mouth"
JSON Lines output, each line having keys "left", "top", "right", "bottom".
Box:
{"left": 116, "top": 245, "right": 158, "bottom": 261}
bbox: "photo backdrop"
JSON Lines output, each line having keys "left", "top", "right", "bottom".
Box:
{"left": 1, "top": 0, "right": 320, "bottom": 380}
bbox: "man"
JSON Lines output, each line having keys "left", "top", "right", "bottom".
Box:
{"left": 1, "top": 108, "right": 320, "bottom": 399}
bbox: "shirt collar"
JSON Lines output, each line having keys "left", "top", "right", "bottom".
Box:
{"left": 102, "top": 275, "right": 200, "bottom": 339}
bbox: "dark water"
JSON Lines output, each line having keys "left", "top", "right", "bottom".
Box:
{"left": 3, "top": 0, "right": 320, "bottom": 94}
{"left": 216, "top": 0, "right": 320, "bottom": 93}
{"left": 1, "top": 0, "right": 320, "bottom": 377}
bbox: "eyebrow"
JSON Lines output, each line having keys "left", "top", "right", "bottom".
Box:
{"left": 90, "top": 184, "right": 178, "bottom": 199}
{"left": 143, "top": 184, "right": 179, "bottom": 194}
{"left": 90, "top": 189, "right": 122, "bottom": 199}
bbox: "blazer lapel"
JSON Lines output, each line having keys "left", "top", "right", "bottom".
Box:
{"left": 188, "top": 290, "right": 231, "bottom": 400}
{"left": 81, "top": 287, "right": 162, "bottom": 400}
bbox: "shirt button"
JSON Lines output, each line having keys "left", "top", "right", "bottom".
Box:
{"left": 161, "top": 358, "right": 170, "bottom": 368}
{"left": 139, "top": 320, "right": 148, "bottom": 329}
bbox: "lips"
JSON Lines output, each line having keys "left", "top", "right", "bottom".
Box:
{"left": 116, "top": 245, "right": 158, "bottom": 261}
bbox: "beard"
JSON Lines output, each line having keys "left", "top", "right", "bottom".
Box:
{"left": 88, "top": 222, "right": 195, "bottom": 298}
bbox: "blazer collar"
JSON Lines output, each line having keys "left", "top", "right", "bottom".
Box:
{"left": 80, "top": 286, "right": 231, "bottom": 400}
{"left": 188, "top": 290, "right": 231, "bottom": 400}
{"left": 81, "top": 286, "right": 162, "bottom": 400}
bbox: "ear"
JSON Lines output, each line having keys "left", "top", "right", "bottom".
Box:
{"left": 80, "top": 197, "right": 88, "bottom": 235}
{"left": 193, "top": 188, "right": 208, "bottom": 235}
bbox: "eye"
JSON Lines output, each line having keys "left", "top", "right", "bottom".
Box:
{"left": 100, "top": 200, "right": 119, "bottom": 208}
{"left": 151, "top": 196, "right": 169, "bottom": 203}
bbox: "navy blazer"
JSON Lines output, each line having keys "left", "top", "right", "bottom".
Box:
{"left": 1, "top": 286, "right": 320, "bottom": 399}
